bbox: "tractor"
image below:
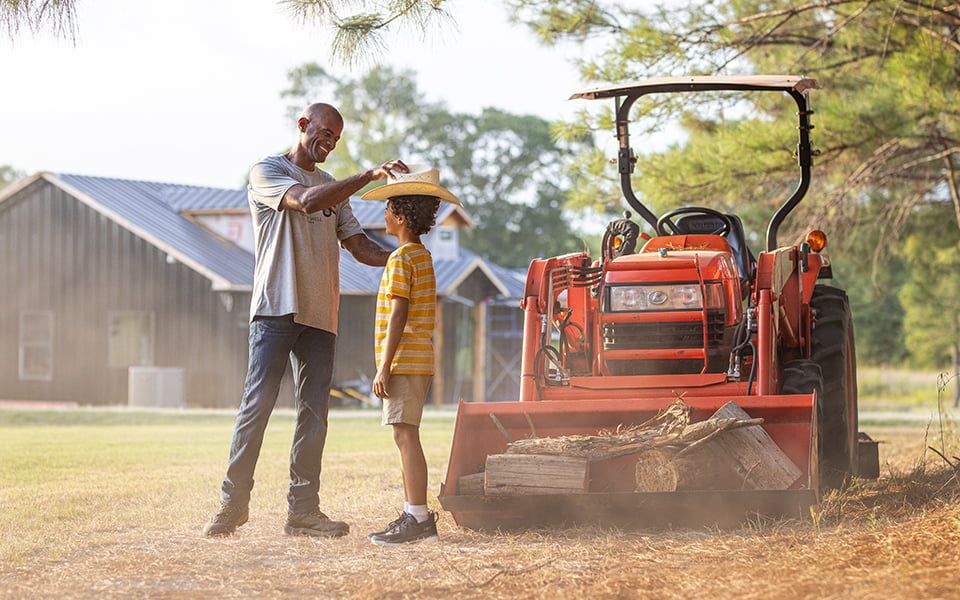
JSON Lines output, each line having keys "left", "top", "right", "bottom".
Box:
{"left": 438, "top": 76, "right": 879, "bottom": 529}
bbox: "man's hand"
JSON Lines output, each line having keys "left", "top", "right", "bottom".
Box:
{"left": 282, "top": 159, "right": 410, "bottom": 214}
{"left": 369, "top": 159, "right": 409, "bottom": 182}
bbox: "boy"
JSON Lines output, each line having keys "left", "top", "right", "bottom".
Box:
{"left": 360, "top": 165, "right": 462, "bottom": 546}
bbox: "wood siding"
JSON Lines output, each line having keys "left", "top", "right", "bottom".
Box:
{"left": 0, "top": 178, "right": 517, "bottom": 409}
{"left": 0, "top": 180, "right": 249, "bottom": 407}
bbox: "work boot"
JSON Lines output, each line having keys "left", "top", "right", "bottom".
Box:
{"left": 285, "top": 508, "right": 349, "bottom": 538}
{"left": 202, "top": 503, "right": 249, "bottom": 537}
{"left": 369, "top": 512, "right": 438, "bottom": 546}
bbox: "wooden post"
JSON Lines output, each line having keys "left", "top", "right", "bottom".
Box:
{"left": 473, "top": 301, "right": 487, "bottom": 404}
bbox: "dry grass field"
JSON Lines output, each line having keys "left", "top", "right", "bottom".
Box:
{"left": 2, "top": 406, "right": 960, "bottom": 600}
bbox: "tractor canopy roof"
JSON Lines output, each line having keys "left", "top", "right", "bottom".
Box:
{"left": 570, "top": 75, "right": 820, "bottom": 100}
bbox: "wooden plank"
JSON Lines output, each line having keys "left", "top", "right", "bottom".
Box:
{"left": 709, "top": 401, "right": 804, "bottom": 490}
{"left": 458, "top": 472, "right": 485, "bottom": 496}
{"left": 484, "top": 454, "right": 590, "bottom": 496}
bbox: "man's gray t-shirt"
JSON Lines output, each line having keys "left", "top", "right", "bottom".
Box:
{"left": 247, "top": 154, "right": 364, "bottom": 334}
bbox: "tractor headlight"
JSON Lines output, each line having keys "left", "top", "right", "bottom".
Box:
{"left": 608, "top": 284, "right": 704, "bottom": 312}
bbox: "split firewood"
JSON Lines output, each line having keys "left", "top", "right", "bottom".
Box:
{"left": 504, "top": 399, "right": 763, "bottom": 462}
{"left": 486, "top": 399, "right": 803, "bottom": 494}
{"left": 706, "top": 401, "right": 803, "bottom": 490}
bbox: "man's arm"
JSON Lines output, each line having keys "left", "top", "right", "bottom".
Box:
{"left": 342, "top": 233, "right": 391, "bottom": 267}
{"left": 281, "top": 159, "right": 407, "bottom": 214}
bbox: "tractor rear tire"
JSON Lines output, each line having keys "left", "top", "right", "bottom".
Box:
{"left": 780, "top": 360, "right": 826, "bottom": 489}
{"left": 781, "top": 360, "right": 823, "bottom": 396}
{"left": 810, "top": 285, "right": 858, "bottom": 490}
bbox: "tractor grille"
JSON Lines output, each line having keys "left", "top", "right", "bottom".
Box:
{"left": 606, "top": 358, "right": 703, "bottom": 376}
{"left": 602, "top": 314, "right": 725, "bottom": 351}
{"left": 602, "top": 312, "right": 728, "bottom": 376}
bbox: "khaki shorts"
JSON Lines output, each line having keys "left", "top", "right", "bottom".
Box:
{"left": 381, "top": 374, "right": 432, "bottom": 426}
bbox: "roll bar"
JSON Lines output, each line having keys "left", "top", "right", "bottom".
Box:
{"left": 570, "top": 75, "right": 820, "bottom": 251}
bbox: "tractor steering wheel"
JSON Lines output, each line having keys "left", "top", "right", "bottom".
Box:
{"left": 656, "top": 207, "right": 734, "bottom": 237}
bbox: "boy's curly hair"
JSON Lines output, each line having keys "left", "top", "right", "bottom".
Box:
{"left": 387, "top": 195, "right": 441, "bottom": 235}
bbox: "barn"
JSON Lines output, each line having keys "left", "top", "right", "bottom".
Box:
{"left": 0, "top": 172, "right": 525, "bottom": 409}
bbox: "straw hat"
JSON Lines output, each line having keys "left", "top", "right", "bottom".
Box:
{"left": 360, "top": 164, "right": 462, "bottom": 206}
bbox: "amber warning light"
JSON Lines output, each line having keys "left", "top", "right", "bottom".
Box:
{"left": 805, "top": 230, "right": 827, "bottom": 252}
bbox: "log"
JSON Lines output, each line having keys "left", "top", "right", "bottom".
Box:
{"left": 484, "top": 454, "right": 589, "bottom": 496}
{"left": 634, "top": 446, "right": 737, "bottom": 492}
{"left": 634, "top": 448, "right": 681, "bottom": 492}
{"left": 503, "top": 400, "right": 763, "bottom": 461}
{"left": 458, "top": 472, "right": 485, "bottom": 496}
{"left": 708, "top": 401, "right": 803, "bottom": 490}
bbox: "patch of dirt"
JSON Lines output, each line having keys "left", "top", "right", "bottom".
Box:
{"left": 3, "top": 429, "right": 960, "bottom": 599}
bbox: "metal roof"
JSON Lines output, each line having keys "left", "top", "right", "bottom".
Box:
{"left": 53, "top": 173, "right": 254, "bottom": 290}
{"left": 339, "top": 245, "right": 520, "bottom": 299}
{"left": 350, "top": 198, "right": 473, "bottom": 229}
{"left": 32, "top": 173, "right": 514, "bottom": 298}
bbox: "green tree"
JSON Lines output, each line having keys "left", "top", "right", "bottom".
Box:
{"left": 899, "top": 206, "right": 960, "bottom": 404}
{"left": 282, "top": 0, "right": 456, "bottom": 67}
{"left": 282, "top": 62, "right": 446, "bottom": 178}
{"left": 0, "top": 165, "right": 25, "bottom": 191}
{"left": 507, "top": 0, "right": 960, "bottom": 367}
{"left": 272, "top": 1, "right": 960, "bottom": 247}
{"left": 281, "top": 63, "right": 594, "bottom": 267}
{"left": 511, "top": 0, "right": 960, "bottom": 241}
{"left": 3, "top": 1, "right": 455, "bottom": 52}
{"left": 830, "top": 194, "right": 909, "bottom": 367}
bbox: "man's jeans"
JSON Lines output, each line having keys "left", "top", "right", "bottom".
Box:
{"left": 220, "top": 315, "right": 336, "bottom": 514}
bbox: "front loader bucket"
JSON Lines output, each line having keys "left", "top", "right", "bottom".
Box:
{"left": 439, "top": 395, "right": 818, "bottom": 530}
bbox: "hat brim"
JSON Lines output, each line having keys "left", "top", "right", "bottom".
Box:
{"left": 360, "top": 181, "right": 462, "bottom": 206}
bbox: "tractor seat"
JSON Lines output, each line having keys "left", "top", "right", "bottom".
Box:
{"left": 674, "top": 213, "right": 756, "bottom": 295}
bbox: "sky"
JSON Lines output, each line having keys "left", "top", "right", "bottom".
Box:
{"left": 0, "top": 0, "right": 587, "bottom": 190}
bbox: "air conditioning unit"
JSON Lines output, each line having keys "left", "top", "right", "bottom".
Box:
{"left": 128, "top": 367, "right": 185, "bottom": 409}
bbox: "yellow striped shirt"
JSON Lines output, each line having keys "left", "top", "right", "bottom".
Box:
{"left": 375, "top": 243, "right": 436, "bottom": 375}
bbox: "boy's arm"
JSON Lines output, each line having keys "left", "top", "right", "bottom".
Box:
{"left": 373, "top": 296, "right": 409, "bottom": 399}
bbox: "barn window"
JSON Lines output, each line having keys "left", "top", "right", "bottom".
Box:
{"left": 107, "top": 311, "right": 155, "bottom": 367}
{"left": 19, "top": 311, "right": 53, "bottom": 381}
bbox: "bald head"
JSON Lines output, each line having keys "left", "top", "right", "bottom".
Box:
{"left": 300, "top": 103, "right": 342, "bottom": 127}
{"left": 288, "top": 103, "right": 345, "bottom": 168}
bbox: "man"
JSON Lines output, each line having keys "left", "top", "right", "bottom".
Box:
{"left": 203, "top": 103, "right": 409, "bottom": 538}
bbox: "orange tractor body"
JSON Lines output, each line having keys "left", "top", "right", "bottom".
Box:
{"left": 439, "top": 76, "right": 878, "bottom": 529}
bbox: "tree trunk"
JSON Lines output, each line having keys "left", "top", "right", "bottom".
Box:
{"left": 944, "top": 154, "right": 960, "bottom": 233}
